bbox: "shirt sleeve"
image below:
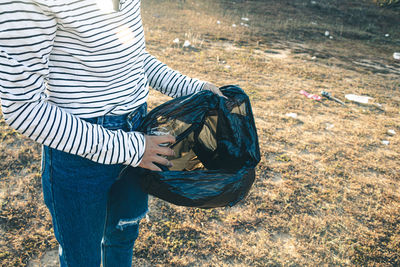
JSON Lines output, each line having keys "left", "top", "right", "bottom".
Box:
{"left": 0, "top": 0, "right": 145, "bottom": 167}
{"left": 142, "top": 50, "right": 206, "bottom": 98}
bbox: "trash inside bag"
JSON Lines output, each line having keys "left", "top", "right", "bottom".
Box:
{"left": 121, "top": 85, "right": 260, "bottom": 208}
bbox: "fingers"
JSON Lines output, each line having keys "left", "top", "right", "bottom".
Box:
{"left": 151, "top": 134, "right": 176, "bottom": 147}
{"left": 139, "top": 161, "right": 162, "bottom": 172}
{"left": 156, "top": 145, "right": 175, "bottom": 157}
{"left": 146, "top": 135, "right": 175, "bottom": 154}
{"left": 138, "top": 134, "right": 176, "bottom": 171}
{"left": 214, "top": 89, "right": 227, "bottom": 98}
{"left": 214, "top": 89, "right": 228, "bottom": 99}
{"left": 147, "top": 163, "right": 162, "bottom": 172}
{"left": 139, "top": 155, "right": 171, "bottom": 171}
{"left": 203, "top": 82, "right": 228, "bottom": 99}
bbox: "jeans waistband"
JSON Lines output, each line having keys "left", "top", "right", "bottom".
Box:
{"left": 82, "top": 103, "right": 147, "bottom": 131}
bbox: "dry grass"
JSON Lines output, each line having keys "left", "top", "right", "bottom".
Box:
{"left": 1, "top": 0, "right": 400, "bottom": 266}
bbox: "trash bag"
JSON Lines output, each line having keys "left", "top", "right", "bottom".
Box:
{"left": 121, "top": 85, "right": 260, "bottom": 208}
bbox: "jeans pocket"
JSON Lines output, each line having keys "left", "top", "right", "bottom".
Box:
{"left": 127, "top": 103, "right": 147, "bottom": 131}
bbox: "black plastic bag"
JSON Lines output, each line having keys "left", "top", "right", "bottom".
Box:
{"left": 121, "top": 85, "right": 260, "bottom": 208}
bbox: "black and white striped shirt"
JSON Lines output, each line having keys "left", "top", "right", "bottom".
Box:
{"left": 0, "top": 0, "right": 205, "bottom": 167}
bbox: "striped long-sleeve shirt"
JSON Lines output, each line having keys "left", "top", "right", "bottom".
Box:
{"left": 0, "top": 0, "right": 205, "bottom": 167}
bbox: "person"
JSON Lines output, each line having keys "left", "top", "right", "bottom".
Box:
{"left": 0, "top": 0, "right": 223, "bottom": 266}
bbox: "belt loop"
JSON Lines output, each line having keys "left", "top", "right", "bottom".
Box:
{"left": 97, "top": 116, "right": 104, "bottom": 126}
{"left": 127, "top": 111, "right": 137, "bottom": 131}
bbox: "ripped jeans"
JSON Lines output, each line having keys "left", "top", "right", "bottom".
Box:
{"left": 41, "top": 104, "right": 148, "bottom": 267}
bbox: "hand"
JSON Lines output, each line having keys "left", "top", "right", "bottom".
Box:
{"left": 139, "top": 135, "right": 176, "bottom": 171}
{"left": 203, "top": 82, "right": 227, "bottom": 98}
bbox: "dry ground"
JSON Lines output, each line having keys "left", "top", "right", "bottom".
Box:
{"left": 1, "top": 0, "right": 400, "bottom": 266}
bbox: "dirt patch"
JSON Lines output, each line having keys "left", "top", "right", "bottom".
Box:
{"left": 1, "top": 0, "right": 400, "bottom": 266}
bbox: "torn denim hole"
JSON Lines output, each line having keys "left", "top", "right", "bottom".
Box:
{"left": 116, "top": 209, "right": 148, "bottom": 231}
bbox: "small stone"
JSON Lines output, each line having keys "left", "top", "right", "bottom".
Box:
{"left": 325, "top": 31, "right": 330, "bottom": 37}
{"left": 232, "top": 24, "right": 237, "bottom": 27}
{"left": 394, "top": 52, "right": 400, "bottom": 60}
{"left": 241, "top": 17, "right": 249, "bottom": 21}
{"left": 385, "top": 33, "right": 390, "bottom": 37}
{"left": 387, "top": 129, "right": 396, "bottom": 136}
{"left": 173, "top": 38, "right": 179, "bottom": 44}
{"left": 285, "top": 113, "right": 297, "bottom": 119}
{"left": 381, "top": 140, "right": 390, "bottom": 145}
{"left": 183, "top": 40, "right": 190, "bottom": 47}
{"left": 326, "top": 123, "right": 334, "bottom": 130}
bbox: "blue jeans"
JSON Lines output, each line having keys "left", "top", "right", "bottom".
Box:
{"left": 41, "top": 104, "right": 148, "bottom": 267}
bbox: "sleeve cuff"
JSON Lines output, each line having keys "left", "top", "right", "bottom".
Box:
{"left": 124, "top": 132, "right": 146, "bottom": 167}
